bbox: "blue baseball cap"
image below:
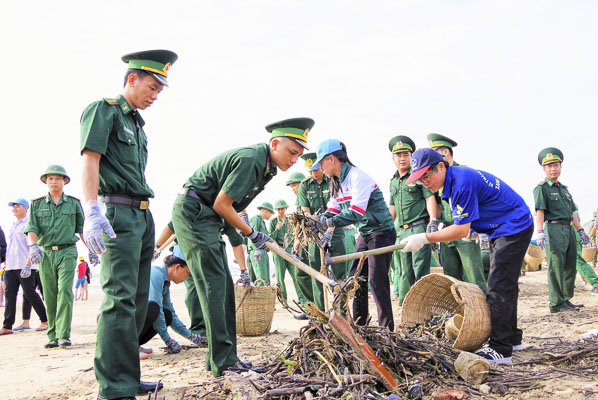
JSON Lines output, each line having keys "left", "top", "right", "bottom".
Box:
{"left": 406, "top": 148, "right": 445, "bottom": 185}
{"left": 172, "top": 245, "right": 186, "bottom": 262}
{"left": 314, "top": 139, "right": 343, "bottom": 165}
{"left": 8, "top": 198, "right": 29, "bottom": 208}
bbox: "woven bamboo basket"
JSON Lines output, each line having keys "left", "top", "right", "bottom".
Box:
{"left": 582, "top": 246, "right": 597, "bottom": 263}
{"left": 234, "top": 279, "right": 276, "bottom": 336}
{"left": 430, "top": 267, "right": 444, "bottom": 274}
{"left": 400, "top": 274, "right": 491, "bottom": 351}
{"left": 524, "top": 244, "right": 545, "bottom": 272}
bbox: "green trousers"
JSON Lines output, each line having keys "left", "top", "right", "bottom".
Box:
{"left": 308, "top": 229, "right": 347, "bottom": 311}
{"left": 172, "top": 195, "right": 238, "bottom": 377}
{"left": 389, "top": 255, "right": 399, "bottom": 296}
{"left": 545, "top": 224, "right": 577, "bottom": 310}
{"left": 294, "top": 249, "right": 314, "bottom": 304}
{"left": 440, "top": 238, "right": 487, "bottom": 293}
{"left": 395, "top": 225, "right": 431, "bottom": 302}
{"left": 273, "top": 252, "right": 309, "bottom": 303}
{"left": 344, "top": 228, "right": 356, "bottom": 275}
{"left": 39, "top": 245, "right": 77, "bottom": 342}
{"left": 184, "top": 273, "right": 206, "bottom": 334}
{"left": 247, "top": 249, "right": 270, "bottom": 286}
{"left": 576, "top": 243, "right": 598, "bottom": 287}
{"left": 95, "top": 205, "right": 154, "bottom": 399}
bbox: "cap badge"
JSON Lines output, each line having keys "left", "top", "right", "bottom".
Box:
{"left": 411, "top": 158, "right": 417, "bottom": 167}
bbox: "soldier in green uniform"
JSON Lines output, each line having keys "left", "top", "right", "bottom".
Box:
{"left": 172, "top": 117, "right": 311, "bottom": 377}
{"left": 296, "top": 152, "right": 347, "bottom": 311}
{"left": 428, "top": 133, "right": 487, "bottom": 292}
{"left": 247, "top": 202, "right": 274, "bottom": 285}
{"left": 388, "top": 136, "right": 438, "bottom": 304}
{"left": 534, "top": 147, "right": 590, "bottom": 313}
{"left": 80, "top": 50, "right": 177, "bottom": 399}
{"left": 287, "top": 172, "right": 306, "bottom": 196}
{"left": 25, "top": 165, "right": 85, "bottom": 348}
{"left": 572, "top": 211, "right": 598, "bottom": 295}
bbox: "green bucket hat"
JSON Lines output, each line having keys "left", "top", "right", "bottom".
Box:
{"left": 122, "top": 49, "right": 178, "bottom": 87}
{"left": 286, "top": 172, "right": 306, "bottom": 185}
{"left": 427, "top": 133, "right": 458, "bottom": 149}
{"left": 257, "top": 202, "right": 274, "bottom": 213}
{"left": 41, "top": 165, "right": 70, "bottom": 184}
{"left": 388, "top": 135, "right": 416, "bottom": 153}
{"left": 538, "top": 147, "right": 564, "bottom": 166}
{"left": 274, "top": 199, "right": 289, "bottom": 209}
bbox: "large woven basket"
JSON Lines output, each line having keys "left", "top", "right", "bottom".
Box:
{"left": 582, "top": 246, "right": 597, "bottom": 263}
{"left": 524, "top": 244, "right": 545, "bottom": 272}
{"left": 234, "top": 279, "right": 276, "bottom": 336}
{"left": 400, "top": 274, "right": 491, "bottom": 351}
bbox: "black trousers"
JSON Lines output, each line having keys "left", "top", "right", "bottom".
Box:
{"left": 23, "top": 270, "right": 44, "bottom": 319}
{"left": 487, "top": 224, "right": 533, "bottom": 356}
{"left": 139, "top": 301, "right": 172, "bottom": 345}
{"left": 349, "top": 229, "right": 396, "bottom": 331}
{"left": 3, "top": 269, "right": 47, "bottom": 329}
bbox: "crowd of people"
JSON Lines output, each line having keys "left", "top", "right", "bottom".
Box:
{"left": 1, "top": 49, "right": 598, "bottom": 400}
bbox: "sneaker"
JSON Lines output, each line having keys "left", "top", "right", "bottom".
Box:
{"left": 592, "top": 288, "right": 598, "bottom": 296}
{"left": 566, "top": 300, "right": 583, "bottom": 308}
{"left": 512, "top": 343, "right": 533, "bottom": 351}
{"left": 59, "top": 339, "right": 71, "bottom": 347}
{"left": 139, "top": 351, "right": 149, "bottom": 360}
{"left": 44, "top": 341, "right": 59, "bottom": 348}
{"left": 36, "top": 322, "right": 48, "bottom": 331}
{"left": 476, "top": 347, "right": 512, "bottom": 364}
{"left": 139, "top": 346, "right": 153, "bottom": 354}
{"left": 0, "top": 328, "right": 13, "bottom": 335}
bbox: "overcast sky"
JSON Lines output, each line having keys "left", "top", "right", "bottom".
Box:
{"left": 2, "top": 1, "right": 597, "bottom": 248}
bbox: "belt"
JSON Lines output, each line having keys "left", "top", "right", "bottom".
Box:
{"left": 398, "top": 218, "right": 428, "bottom": 229}
{"left": 102, "top": 195, "right": 149, "bottom": 210}
{"left": 44, "top": 244, "right": 75, "bottom": 251}
{"left": 179, "top": 187, "right": 201, "bottom": 201}
{"left": 546, "top": 220, "right": 572, "bottom": 226}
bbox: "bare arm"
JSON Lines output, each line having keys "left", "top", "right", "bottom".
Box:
{"left": 590, "top": 224, "right": 597, "bottom": 238}
{"left": 232, "top": 245, "right": 247, "bottom": 270}
{"left": 389, "top": 205, "right": 396, "bottom": 220}
{"left": 426, "top": 222, "right": 470, "bottom": 243}
{"left": 156, "top": 225, "right": 174, "bottom": 247}
{"left": 535, "top": 209, "right": 545, "bottom": 231}
{"left": 572, "top": 211, "right": 583, "bottom": 231}
{"left": 82, "top": 150, "right": 101, "bottom": 203}
{"left": 213, "top": 191, "right": 252, "bottom": 235}
{"left": 27, "top": 232, "right": 39, "bottom": 246}
{"left": 425, "top": 196, "right": 438, "bottom": 219}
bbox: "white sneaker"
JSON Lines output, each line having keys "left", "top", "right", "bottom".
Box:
{"left": 476, "top": 347, "right": 512, "bottom": 364}
{"left": 512, "top": 343, "right": 533, "bottom": 351}
{"left": 592, "top": 287, "right": 598, "bottom": 296}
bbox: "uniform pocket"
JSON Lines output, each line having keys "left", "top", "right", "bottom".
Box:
{"left": 115, "top": 127, "right": 138, "bottom": 162}
{"left": 35, "top": 210, "right": 52, "bottom": 227}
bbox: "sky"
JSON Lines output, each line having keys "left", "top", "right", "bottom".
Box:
{"left": 1, "top": 1, "right": 597, "bottom": 251}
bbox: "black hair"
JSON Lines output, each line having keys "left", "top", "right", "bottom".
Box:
{"left": 428, "top": 160, "right": 449, "bottom": 172}
{"left": 164, "top": 255, "right": 186, "bottom": 268}
{"left": 123, "top": 68, "right": 152, "bottom": 88}
{"left": 329, "top": 141, "right": 356, "bottom": 197}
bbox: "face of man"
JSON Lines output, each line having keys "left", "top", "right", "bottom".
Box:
{"left": 46, "top": 174, "right": 65, "bottom": 194}
{"left": 392, "top": 151, "right": 411, "bottom": 173}
{"left": 277, "top": 207, "right": 287, "bottom": 218}
{"left": 421, "top": 162, "right": 447, "bottom": 193}
{"left": 12, "top": 204, "right": 27, "bottom": 220}
{"left": 260, "top": 209, "right": 274, "bottom": 220}
{"left": 543, "top": 162, "right": 561, "bottom": 182}
{"left": 171, "top": 264, "right": 190, "bottom": 284}
{"left": 309, "top": 168, "right": 324, "bottom": 182}
{"left": 270, "top": 138, "right": 304, "bottom": 171}
{"left": 127, "top": 73, "right": 164, "bottom": 110}
{"left": 289, "top": 182, "right": 301, "bottom": 195}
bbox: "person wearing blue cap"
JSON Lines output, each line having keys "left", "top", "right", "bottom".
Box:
{"left": 400, "top": 148, "right": 533, "bottom": 365}
{"left": 139, "top": 246, "right": 207, "bottom": 355}
{"left": 313, "top": 139, "right": 396, "bottom": 330}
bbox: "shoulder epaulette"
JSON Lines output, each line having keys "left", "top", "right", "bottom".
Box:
{"left": 30, "top": 195, "right": 45, "bottom": 202}
{"left": 301, "top": 176, "right": 311, "bottom": 183}
{"left": 66, "top": 194, "right": 81, "bottom": 202}
{"left": 538, "top": 180, "right": 546, "bottom": 186}
{"left": 103, "top": 97, "right": 119, "bottom": 106}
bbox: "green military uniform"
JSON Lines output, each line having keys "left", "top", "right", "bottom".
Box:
{"left": 428, "top": 133, "right": 487, "bottom": 293}
{"left": 573, "top": 212, "right": 598, "bottom": 288}
{"left": 247, "top": 203, "right": 273, "bottom": 285}
{"left": 344, "top": 225, "right": 356, "bottom": 275}
{"left": 388, "top": 136, "right": 434, "bottom": 303}
{"left": 296, "top": 157, "right": 347, "bottom": 311}
{"left": 25, "top": 166, "right": 83, "bottom": 344}
{"left": 534, "top": 148, "right": 578, "bottom": 311}
{"left": 80, "top": 50, "right": 178, "bottom": 398}
{"left": 268, "top": 200, "right": 308, "bottom": 302}
{"left": 172, "top": 118, "right": 312, "bottom": 377}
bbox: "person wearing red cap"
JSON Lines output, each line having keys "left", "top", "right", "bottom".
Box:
{"left": 400, "top": 148, "right": 533, "bottom": 365}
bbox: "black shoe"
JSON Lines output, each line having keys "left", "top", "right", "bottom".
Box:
{"left": 59, "top": 339, "right": 71, "bottom": 347}
{"left": 566, "top": 300, "right": 584, "bottom": 308}
{"left": 97, "top": 395, "right": 136, "bottom": 400}
{"left": 227, "top": 360, "right": 265, "bottom": 373}
{"left": 137, "top": 380, "right": 163, "bottom": 395}
{"left": 550, "top": 304, "right": 579, "bottom": 313}
{"left": 44, "top": 341, "right": 59, "bottom": 349}
{"left": 294, "top": 313, "right": 308, "bottom": 320}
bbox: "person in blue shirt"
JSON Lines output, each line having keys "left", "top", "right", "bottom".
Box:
{"left": 139, "top": 246, "right": 207, "bottom": 354}
{"left": 400, "top": 149, "right": 533, "bottom": 365}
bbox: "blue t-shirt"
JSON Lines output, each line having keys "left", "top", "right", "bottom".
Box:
{"left": 441, "top": 166, "right": 533, "bottom": 238}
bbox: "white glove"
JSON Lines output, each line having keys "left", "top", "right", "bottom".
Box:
{"left": 579, "top": 229, "right": 591, "bottom": 246}
{"left": 188, "top": 333, "right": 207, "bottom": 347}
{"left": 88, "top": 250, "right": 100, "bottom": 266}
{"left": 20, "top": 264, "right": 32, "bottom": 279}
{"left": 537, "top": 230, "right": 546, "bottom": 250}
{"left": 254, "top": 249, "right": 263, "bottom": 261}
{"left": 29, "top": 244, "right": 43, "bottom": 264}
{"left": 464, "top": 229, "right": 479, "bottom": 241}
{"left": 83, "top": 202, "right": 116, "bottom": 254}
{"left": 400, "top": 233, "right": 430, "bottom": 252}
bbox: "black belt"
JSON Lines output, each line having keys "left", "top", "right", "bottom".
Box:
{"left": 546, "top": 220, "right": 572, "bottom": 226}
{"left": 398, "top": 218, "right": 428, "bottom": 229}
{"left": 179, "top": 187, "right": 201, "bottom": 200}
{"left": 102, "top": 196, "right": 149, "bottom": 210}
{"left": 44, "top": 244, "right": 75, "bottom": 251}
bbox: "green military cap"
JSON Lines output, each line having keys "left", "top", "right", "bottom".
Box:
{"left": 300, "top": 152, "right": 321, "bottom": 170}
{"left": 40, "top": 165, "right": 70, "bottom": 185}
{"left": 265, "top": 117, "right": 314, "bottom": 150}
{"left": 286, "top": 172, "right": 306, "bottom": 185}
{"left": 538, "top": 147, "right": 564, "bottom": 165}
{"left": 122, "top": 49, "right": 178, "bottom": 87}
{"left": 388, "top": 135, "right": 416, "bottom": 153}
{"left": 274, "top": 199, "right": 289, "bottom": 209}
{"left": 427, "top": 133, "right": 458, "bottom": 149}
{"left": 257, "top": 202, "right": 274, "bottom": 212}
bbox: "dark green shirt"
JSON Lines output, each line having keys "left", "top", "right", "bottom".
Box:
{"left": 389, "top": 170, "right": 434, "bottom": 228}
{"left": 268, "top": 216, "right": 292, "bottom": 251}
{"left": 534, "top": 178, "right": 576, "bottom": 221}
{"left": 248, "top": 215, "right": 268, "bottom": 251}
{"left": 296, "top": 175, "right": 330, "bottom": 215}
{"left": 25, "top": 194, "right": 84, "bottom": 246}
{"left": 80, "top": 95, "right": 153, "bottom": 198}
{"left": 183, "top": 143, "right": 276, "bottom": 212}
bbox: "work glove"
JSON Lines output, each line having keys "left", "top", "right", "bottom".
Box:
{"left": 188, "top": 333, "right": 208, "bottom": 347}
{"left": 290, "top": 251, "right": 302, "bottom": 262}
{"left": 578, "top": 229, "right": 591, "bottom": 246}
{"left": 400, "top": 233, "right": 430, "bottom": 252}
{"left": 152, "top": 246, "right": 161, "bottom": 261}
{"left": 29, "top": 244, "right": 43, "bottom": 264}
{"left": 20, "top": 264, "right": 32, "bottom": 279}
{"left": 465, "top": 229, "right": 479, "bottom": 241}
{"left": 239, "top": 269, "right": 251, "bottom": 286}
{"left": 254, "top": 249, "right": 263, "bottom": 261}
{"left": 236, "top": 212, "right": 251, "bottom": 238}
{"left": 426, "top": 218, "right": 440, "bottom": 251}
{"left": 248, "top": 229, "right": 273, "bottom": 251}
{"left": 88, "top": 250, "right": 100, "bottom": 266}
{"left": 84, "top": 204, "right": 116, "bottom": 254}
{"left": 320, "top": 230, "right": 333, "bottom": 249}
{"left": 317, "top": 215, "right": 335, "bottom": 229}
{"left": 164, "top": 337, "right": 181, "bottom": 354}
{"left": 536, "top": 230, "right": 546, "bottom": 250}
